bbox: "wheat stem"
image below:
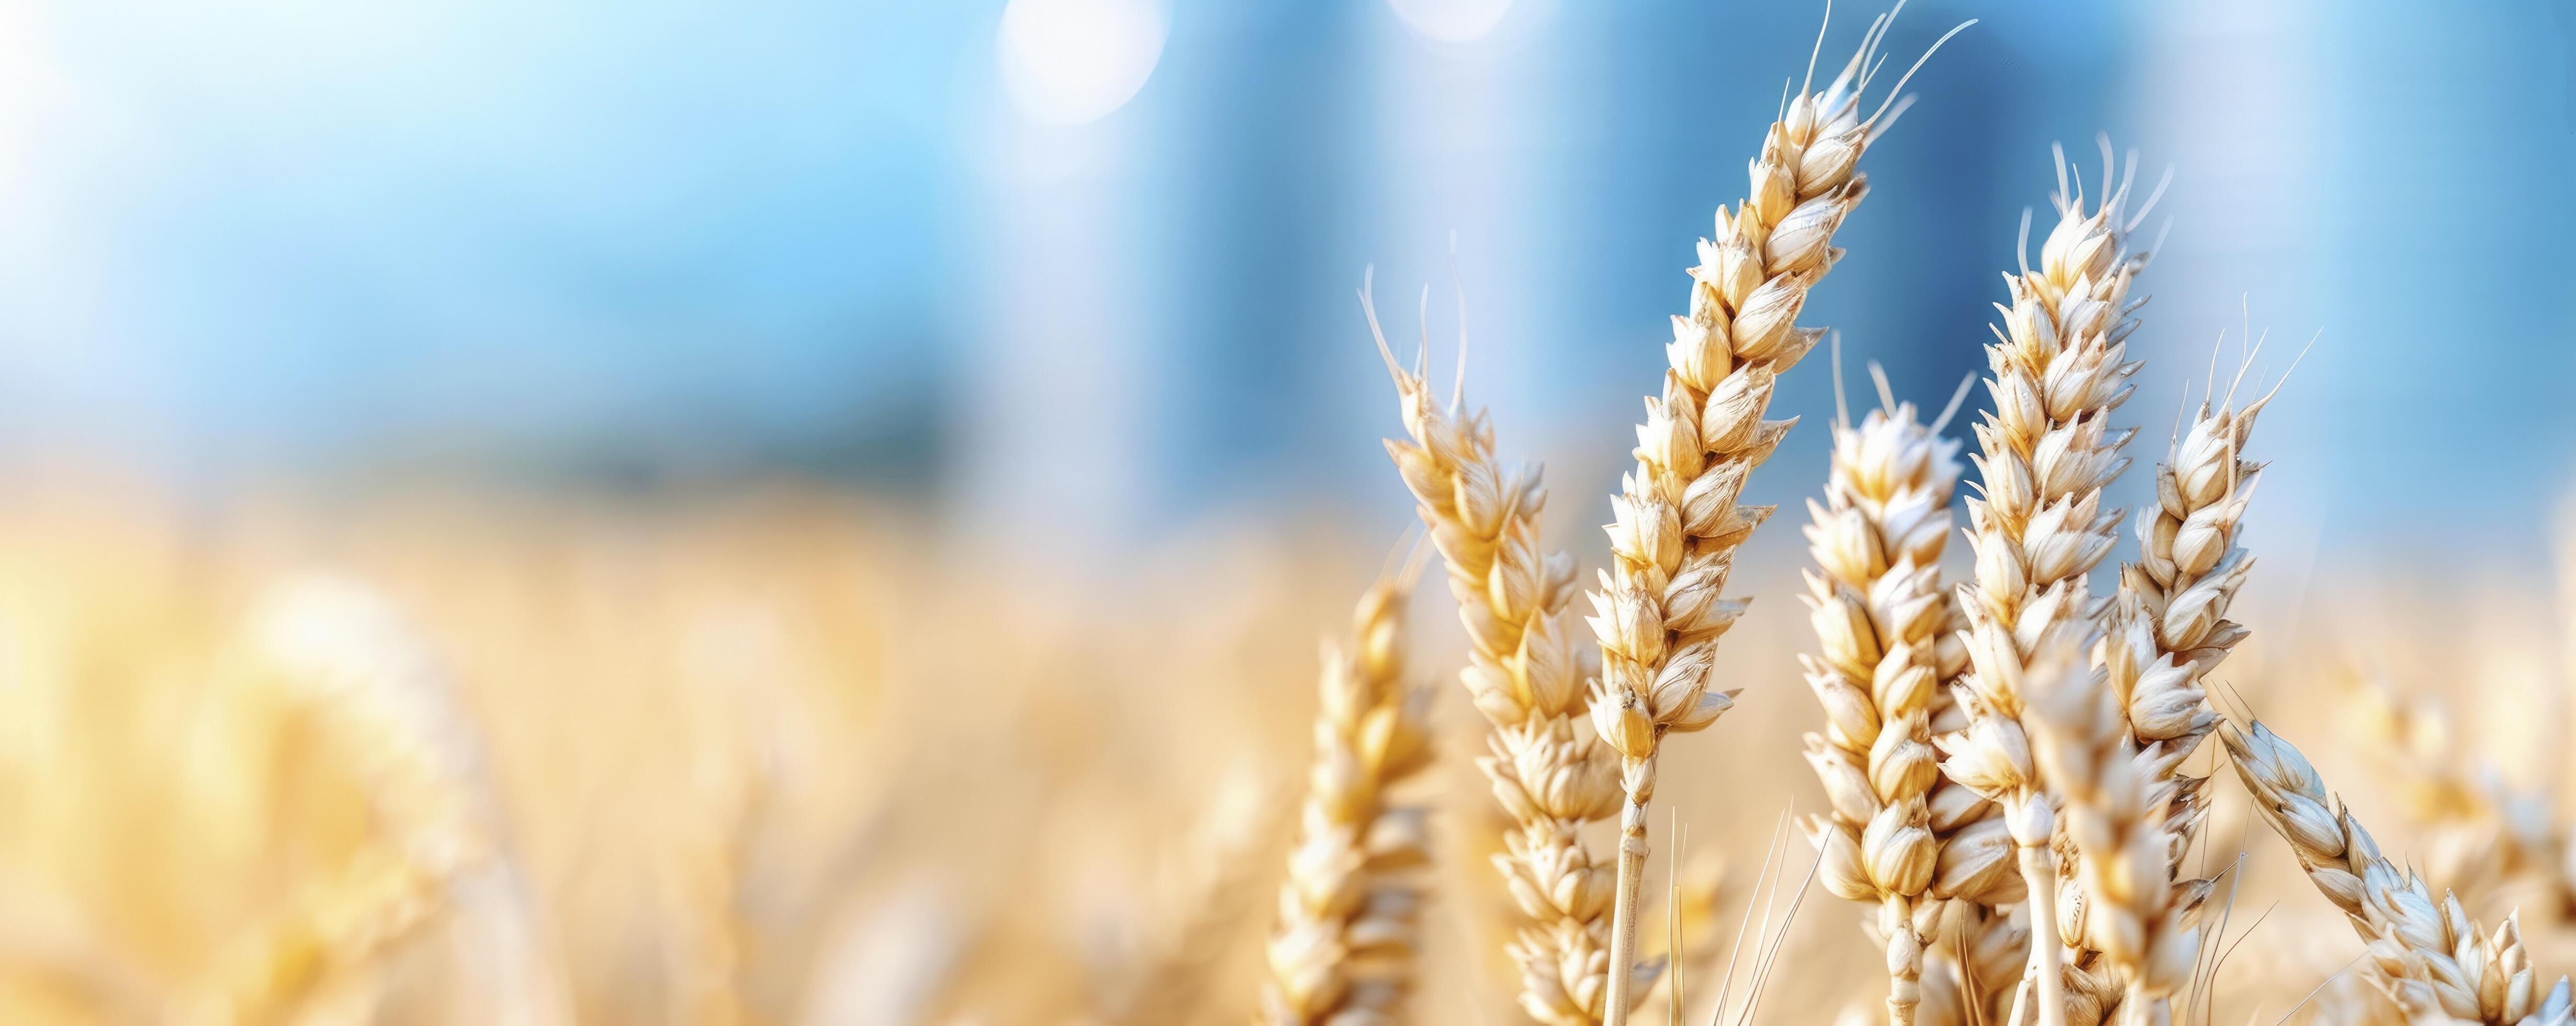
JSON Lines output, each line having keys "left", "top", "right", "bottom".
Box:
{"left": 2014, "top": 841, "right": 2068, "bottom": 1026}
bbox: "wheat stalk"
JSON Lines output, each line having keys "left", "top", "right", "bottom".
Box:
{"left": 2026, "top": 642, "right": 2207, "bottom": 1026}
{"left": 1370, "top": 277, "right": 1630, "bottom": 1023}
{"left": 1801, "top": 364, "right": 2022, "bottom": 1024}
{"left": 2223, "top": 720, "right": 2574, "bottom": 1025}
{"left": 1936, "top": 140, "right": 2161, "bottom": 1026}
{"left": 1261, "top": 552, "right": 1437, "bottom": 1025}
{"left": 1588, "top": 13, "right": 1973, "bottom": 1020}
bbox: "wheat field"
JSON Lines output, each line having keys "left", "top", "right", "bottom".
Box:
{"left": 3, "top": 2, "right": 2574, "bottom": 1024}
{"left": 0, "top": 471, "right": 2567, "bottom": 1024}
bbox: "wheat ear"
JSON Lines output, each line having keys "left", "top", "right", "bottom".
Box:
{"left": 2099, "top": 331, "right": 2294, "bottom": 897}
{"left": 1937, "top": 141, "right": 2159, "bottom": 1026}
{"left": 2026, "top": 643, "right": 2208, "bottom": 1026}
{"left": 1261, "top": 548, "right": 1436, "bottom": 1025}
{"left": 2046, "top": 333, "right": 2286, "bottom": 1026}
{"left": 195, "top": 577, "right": 563, "bottom": 1025}
{"left": 1801, "top": 366, "right": 2021, "bottom": 1025}
{"left": 1371, "top": 278, "right": 1629, "bottom": 1023}
{"left": 2223, "top": 720, "right": 2573, "bottom": 1025}
{"left": 1590, "top": 14, "right": 1974, "bottom": 1019}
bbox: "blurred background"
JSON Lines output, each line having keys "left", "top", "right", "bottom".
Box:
{"left": 0, "top": 0, "right": 2569, "bottom": 559}
{"left": 0, "top": 0, "right": 2571, "bottom": 1022}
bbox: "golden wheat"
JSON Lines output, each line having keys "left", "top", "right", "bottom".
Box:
{"left": 2099, "top": 333, "right": 2288, "bottom": 913}
{"left": 1370, "top": 277, "right": 1628, "bottom": 1023}
{"left": 1260, "top": 560, "right": 1435, "bottom": 1024}
{"left": 2336, "top": 675, "right": 2576, "bottom": 918}
{"left": 8, "top": 2, "right": 2575, "bottom": 1018}
{"left": 1918, "top": 904, "right": 2030, "bottom": 1026}
{"left": 2026, "top": 641, "right": 2206, "bottom": 1026}
{"left": 1118, "top": 788, "right": 1268, "bottom": 1022}
{"left": 187, "top": 576, "right": 563, "bottom": 1026}
{"left": 2225, "top": 720, "right": 2573, "bottom": 1024}
{"left": 1800, "top": 367, "right": 2021, "bottom": 1025}
{"left": 1589, "top": 12, "right": 1974, "bottom": 1017}
{"left": 1937, "top": 139, "right": 2161, "bottom": 1026}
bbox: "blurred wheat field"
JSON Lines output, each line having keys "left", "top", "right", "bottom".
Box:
{"left": 0, "top": 477, "right": 2566, "bottom": 1024}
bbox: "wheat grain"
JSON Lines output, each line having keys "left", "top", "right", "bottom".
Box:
{"left": 1936, "top": 139, "right": 2160, "bottom": 1026}
{"left": 2223, "top": 720, "right": 2574, "bottom": 1025}
{"left": 1800, "top": 366, "right": 2021, "bottom": 1025}
{"left": 1370, "top": 278, "right": 1629, "bottom": 1024}
{"left": 1261, "top": 560, "right": 1437, "bottom": 1025}
{"left": 2035, "top": 331, "right": 2289, "bottom": 1026}
{"left": 1588, "top": 13, "right": 1974, "bottom": 1019}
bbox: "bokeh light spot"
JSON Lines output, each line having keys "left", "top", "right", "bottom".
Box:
{"left": 997, "top": 0, "right": 1167, "bottom": 126}
{"left": 1386, "top": 0, "right": 1513, "bottom": 43}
